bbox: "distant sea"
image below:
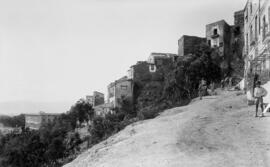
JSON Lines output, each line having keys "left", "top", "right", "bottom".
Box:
{"left": 0, "top": 101, "right": 73, "bottom": 116}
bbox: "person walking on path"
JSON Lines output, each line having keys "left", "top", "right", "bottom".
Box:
{"left": 210, "top": 81, "right": 215, "bottom": 95}
{"left": 254, "top": 81, "right": 268, "bottom": 117}
{"left": 199, "top": 78, "right": 207, "bottom": 100}
{"left": 221, "top": 79, "right": 225, "bottom": 89}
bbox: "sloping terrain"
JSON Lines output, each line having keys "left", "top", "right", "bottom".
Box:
{"left": 64, "top": 91, "right": 270, "bottom": 167}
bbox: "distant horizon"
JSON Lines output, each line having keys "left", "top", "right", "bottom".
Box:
{"left": 0, "top": 101, "right": 72, "bottom": 116}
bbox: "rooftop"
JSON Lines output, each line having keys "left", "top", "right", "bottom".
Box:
{"left": 206, "top": 19, "right": 230, "bottom": 27}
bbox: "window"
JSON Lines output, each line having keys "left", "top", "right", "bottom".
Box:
{"left": 263, "top": 16, "right": 266, "bottom": 40}
{"left": 213, "top": 28, "right": 218, "bottom": 35}
{"left": 250, "top": 25, "right": 253, "bottom": 44}
{"left": 259, "top": 14, "right": 261, "bottom": 35}
{"left": 120, "top": 85, "right": 128, "bottom": 90}
{"left": 149, "top": 64, "right": 156, "bottom": 72}
{"left": 150, "top": 65, "right": 155, "bottom": 70}
{"left": 250, "top": 2, "right": 252, "bottom": 14}
{"left": 246, "top": 33, "right": 249, "bottom": 51}
{"left": 234, "top": 26, "right": 240, "bottom": 36}
{"left": 255, "top": 16, "right": 258, "bottom": 40}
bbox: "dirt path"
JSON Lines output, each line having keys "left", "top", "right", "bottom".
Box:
{"left": 64, "top": 91, "right": 270, "bottom": 167}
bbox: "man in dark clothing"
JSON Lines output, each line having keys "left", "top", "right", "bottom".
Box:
{"left": 253, "top": 73, "right": 259, "bottom": 96}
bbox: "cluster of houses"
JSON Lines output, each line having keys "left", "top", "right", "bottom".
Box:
{"left": 0, "top": 123, "right": 21, "bottom": 135}
{"left": 23, "top": 0, "right": 269, "bottom": 130}
{"left": 69, "top": 5, "right": 246, "bottom": 121}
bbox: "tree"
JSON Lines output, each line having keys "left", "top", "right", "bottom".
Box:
{"left": 69, "top": 101, "right": 94, "bottom": 126}
{"left": 0, "top": 114, "right": 25, "bottom": 128}
{"left": 154, "top": 43, "right": 222, "bottom": 109}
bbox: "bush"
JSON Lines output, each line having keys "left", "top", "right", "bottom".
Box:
{"left": 134, "top": 43, "right": 222, "bottom": 120}
{"left": 0, "top": 114, "right": 25, "bottom": 128}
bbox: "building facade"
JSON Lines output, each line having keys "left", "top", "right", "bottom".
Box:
{"left": 85, "top": 91, "right": 105, "bottom": 107}
{"left": 233, "top": 10, "right": 245, "bottom": 57}
{"left": 244, "top": 0, "right": 270, "bottom": 89}
{"left": 178, "top": 35, "right": 206, "bottom": 57}
{"left": 205, "top": 16, "right": 246, "bottom": 78}
{"left": 206, "top": 20, "right": 232, "bottom": 59}
{"left": 107, "top": 76, "right": 133, "bottom": 109}
{"left": 92, "top": 91, "right": 105, "bottom": 106}
{"left": 24, "top": 112, "right": 60, "bottom": 130}
{"left": 128, "top": 61, "right": 151, "bottom": 80}
{"left": 147, "top": 52, "right": 178, "bottom": 73}
{"left": 230, "top": 10, "right": 246, "bottom": 78}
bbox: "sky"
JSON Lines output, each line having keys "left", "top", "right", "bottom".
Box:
{"left": 0, "top": 0, "right": 246, "bottom": 115}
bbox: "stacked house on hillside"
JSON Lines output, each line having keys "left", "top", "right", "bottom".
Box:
{"left": 92, "top": 5, "right": 248, "bottom": 117}
{"left": 93, "top": 52, "right": 178, "bottom": 117}
{"left": 107, "top": 76, "right": 133, "bottom": 109}
{"left": 147, "top": 53, "right": 178, "bottom": 72}
{"left": 206, "top": 20, "right": 233, "bottom": 69}
{"left": 128, "top": 53, "right": 177, "bottom": 81}
{"left": 178, "top": 11, "right": 245, "bottom": 79}
{"left": 85, "top": 91, "right": 105, "bottom": 107}
{"left": 243, "top": 0, "right": 270, "bottom": 89}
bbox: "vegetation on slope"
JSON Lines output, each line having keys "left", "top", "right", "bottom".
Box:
{"left": 0, "top": 44, "right": 227, "bottom": 167}
{"left": 136, "top": 43, "right": 222, "bottom": 119}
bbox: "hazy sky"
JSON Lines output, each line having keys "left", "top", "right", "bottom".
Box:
{"left": 0, "top": 0, "right": 246, "bottom": 115}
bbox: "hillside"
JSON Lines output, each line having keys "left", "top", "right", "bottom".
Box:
{"left": 64, "top": 91, "right": 270, "bottom": 167}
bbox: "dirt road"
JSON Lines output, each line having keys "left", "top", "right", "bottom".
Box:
{"left": 64, "top": 91, "right": 270, "bottom": 167}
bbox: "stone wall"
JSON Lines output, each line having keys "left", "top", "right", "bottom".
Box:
{"left": 231, "top": 10, "right": 245, "bottom": 78}
{"left": 130, "top": 59, "right": 172, "bottom": 111}
{"left": 130, "top": 61, "right": 168, "bottom": 85}
{"left": 131, "top": 61, "right": 152, "bottom": 82}
{"left": 178, "top": 35, "right": 206, "bottom": 56}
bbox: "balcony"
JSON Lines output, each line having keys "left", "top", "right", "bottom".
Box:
{"left": 211, "top": 34, "right": 219, "bottom": 38}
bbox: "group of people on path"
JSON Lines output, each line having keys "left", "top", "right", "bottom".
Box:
{"left": 198, "top": 75, "right": 270, "bottom": 118}
{"left": 198, "top": 76, "right": 234, "bottom": 100}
